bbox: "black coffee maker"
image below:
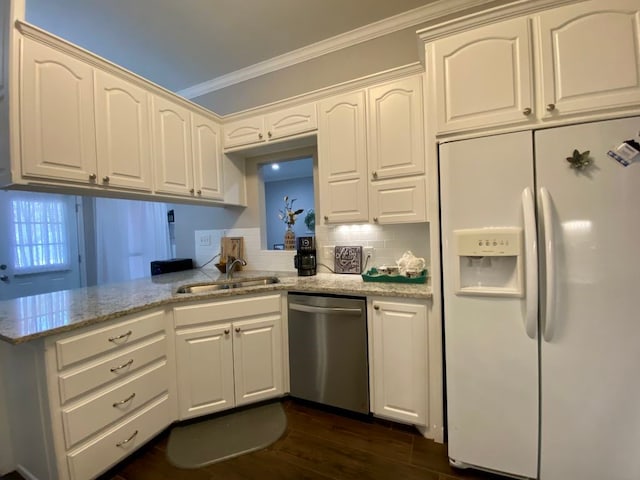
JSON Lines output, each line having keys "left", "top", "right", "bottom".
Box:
{"left": 294, "top": 236, "right": 317, "bottom": 276}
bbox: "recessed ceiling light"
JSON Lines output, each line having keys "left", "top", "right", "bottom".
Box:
{"left": 271, "top": 163, "right": 280, "bottom": 170}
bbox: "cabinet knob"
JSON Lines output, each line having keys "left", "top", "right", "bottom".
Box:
{"left": 0, "top": 264, "right": 6, "bottom": 270}
{"left": 235, "top": 327, "right": 241, "bottom": 333}
{"left": 258, "top": 133, "right": 263, "bottom": 140}
{"left": 373, "top": 305, "right": 380, "bottom": 310}
{"left": 323, "top": 215, "right": 329, "bottom": 221}
{"left": 189, "top": 188, "right": 195, "bottom": 194}
{"left": 268, "top": 131, "right": 273, "bottom": 138}
{"left": 224, "top": 329, "right": 230, "bottom": 335}
{"left": 102, "top": 176, "right": 110, "bottom": 183}
{"left": 372, "top": 171, "right": 378, "bottom": 179}
{"left": 0, "top": 275, "right": 8, "bottom": 282}
{"left": 373, "top": 217, "right": 379, "bottom": 223}
{"left": 89, "top": 173, "right": 97, "bottom": 181}
{"left": 197, "top": 190, "right": 202, "bottom": 195}
{"left": 546, "top": 103, "right": 556, "bottom": 112}
{"left": 522, "top": 107, "right": 532, "bottom": 116}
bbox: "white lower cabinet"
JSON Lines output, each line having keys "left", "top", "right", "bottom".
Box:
{"left": 36, "top": 309, "right": 175, "bottom": 480}
{"left": 173, "top": 293, "right": 284, "bottom": 420}
{"left": 369, "top": 298, "right": 428, "bottom": 426}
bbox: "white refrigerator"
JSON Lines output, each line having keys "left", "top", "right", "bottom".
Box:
{"left": 439, "top": 116, "right": 640, "bottom": 480}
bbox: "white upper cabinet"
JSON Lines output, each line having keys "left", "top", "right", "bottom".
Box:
{"left": 429, "top": 17, "right": 534, "bottom": 133}
{"left": 367, "top": 75, "right": 425, "bottom": 179}
{"left": 223, "top": 102, "right": 317, "bottom": 149}
{"left": 318, "top": 90, "right": 369, "bottom": 224}
{"left": 152, "top": 95, "right": 194, "bottom": 197}
{"left": 536, "top": 0, "right": 640, "bottom": 118}
{"left": 20, "top": 37, "right": 97, "bottom": 183}
{"left": 369, "top": 176, "right": 427, "bottom": 225}
{"left": 94, "top": 69, "right": 152, "bottom": 191}
{"left": 425, "top": 0, "right": 640, "bottom": 135}
{"left": 191, "top": 111, "right": 224, "bottom": 200}
{"left": 223, "top": 116, "right": 266, "bottom": 149}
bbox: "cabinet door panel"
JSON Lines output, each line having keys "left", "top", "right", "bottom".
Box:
{"left": 537, "top": 0, "right": 640, "bottom": 117}
{"left": 265, "top": 102, "right": 317, "bottom": 140}
{"left": 223, "top": 117, "right": 265, "bottom": 148}
{"left": 318, "top": 91, "right": 368, "bottom": 224}
{"left": 233, "top": 317, "right": 283, "bottom": 406}
{"left": 175, "top": 325, "right": 234, "bottom": 419}
{"left": 431, "top": 17, "right": 534, "bottom": 133}
{"left": 370, "top": 176, "right": 426, "bottom": 224}
{"left": 152, "top": 96, "right": 193, "bottom": 196}
{"left": 371, "top": 300, "right": 427, "bottom": 425}
{"left": 368, "top": 75, "right": 425, "bottom": 178}
{"left": 191, "top": 112, "right": 223, "bottom": 200}
{"left": 95, "top": 70, "right": 151, "bottom": 191}
{"left": 20, "top": 38, "right": 96, "bottom": 182}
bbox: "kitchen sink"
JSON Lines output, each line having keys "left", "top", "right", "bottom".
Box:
{"left": 175, "top": 276, "right": 280, "bottom": 294}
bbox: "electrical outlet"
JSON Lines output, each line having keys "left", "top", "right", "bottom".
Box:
{"left": 363, "top": 247, "right": 374, "bottom": 266}
{"left": 198, "top": 233, "right": 211, "bottom": 247}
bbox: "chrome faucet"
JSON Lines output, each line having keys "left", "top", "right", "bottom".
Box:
{"left": 226, "top": 257, "right": 247, "bottom": 280}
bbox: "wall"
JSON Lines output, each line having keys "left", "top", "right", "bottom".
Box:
{"left": 194, "top": 222, "right": 430, "bottom": 276}
{"left": 195, "top": 27, "right": 420, "bottom": 115}
{"left": 264, "top": 176, "right": 314, "bottom": 250}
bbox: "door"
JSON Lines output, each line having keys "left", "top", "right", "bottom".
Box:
{"left": 0, "top": 190, "right": 81, "bottom": 300}
{"left": 174, "top": 324, "right": 234, "bottom": 420}
{"left": 536, "top": 117, "right": 640, "bottom": 480}
{"left": 429, "top": 17, "right": 534, "bottom": 133}
{"left": 20, "top": 37, "right": 97, "bottom": 184}
{"left": 318, "top": 91, "right": 369, "bottom": 223}
{"left": 232, "top": 316, "right": 283, "bottom": 407}
{"left": 536, "top": 0, "right": 640, "bottom": 119}
{"left": 439, "top": 131, "right": 538, "bottom": 478}
{"left": 151, "top": 95, "right": 194, "bottom": 196}
{"left": 368, "top": 75, "right": 425, "bottom": 179}
{"left": 191, "top": 112, "right": 223, "bottom": 200}
{"left": 370, "top": 299, "right": 427, "bottom": 425}
{"left": 94, "top": 69, "right": 152, "bottom": 191}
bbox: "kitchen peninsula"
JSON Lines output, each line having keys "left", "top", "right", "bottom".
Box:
{"left": 0, "top": 270, "right": 435, "bottom": 480}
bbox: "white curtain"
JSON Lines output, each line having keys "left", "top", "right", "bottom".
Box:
{"left": 95, "top": 198, "right": 171, "bottom": 284}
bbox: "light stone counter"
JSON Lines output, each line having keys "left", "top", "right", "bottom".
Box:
{"left": 0, "top": 270, "right": 431, "bottom": 344}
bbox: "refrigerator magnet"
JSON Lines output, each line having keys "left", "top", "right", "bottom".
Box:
{"left": 607, "top": 139, "right": 640, "bottom": 167}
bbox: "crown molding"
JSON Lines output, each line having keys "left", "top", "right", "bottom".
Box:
{"left": 178, "top": 0, "right": 496, "bottom": 99}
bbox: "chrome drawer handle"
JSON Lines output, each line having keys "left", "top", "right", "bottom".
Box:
{"left": 108, "top": 330, "right": 132, "bottom": 343}
{"left": 112, "top": 392, "right": 136, "bottom": 408}
{"left": 110, "top": 359, "right": 134, "bottom": 373}
{"left": 116, "top": 429, "right": 138, "bottom": 447}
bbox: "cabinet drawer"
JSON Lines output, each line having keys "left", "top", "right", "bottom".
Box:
{"left": 62, "top": 361, "right": 168, "bottom": 449}
{"left": 55, "top": 310, "right": 166, "bottom": 369}
{"left": 58, "top": 335, "right": 166, "bottom": 404}
{"left": 66, "top": 394, "right": 171, "bottom": 480}
{"left": 174, "top": 294, "right": 281, "bottom": 327}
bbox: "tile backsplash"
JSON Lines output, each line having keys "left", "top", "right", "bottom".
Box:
{"left": 195, "top": 223, "right": 430, "bottom": 274}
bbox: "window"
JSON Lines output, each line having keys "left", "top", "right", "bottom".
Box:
{"left": 260, "top": 156, "right": 315, "bottom": 250}
{"left": 11, "top": 193, "right": 70, "bottom": 273}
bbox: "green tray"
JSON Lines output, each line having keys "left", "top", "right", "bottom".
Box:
{"left": 361, "top": 268, "right": 427, "bottom": 284}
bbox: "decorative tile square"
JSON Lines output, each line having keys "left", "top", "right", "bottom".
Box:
{"left": 334, "top": 246, "right": 363, "bottom": 274}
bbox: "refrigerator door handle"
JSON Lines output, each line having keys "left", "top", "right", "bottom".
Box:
{"left": 540, "top": 187, "right": 556, "bottom": 342}
{"left": 522, "top": 187, "right": 538, "bottom": 339}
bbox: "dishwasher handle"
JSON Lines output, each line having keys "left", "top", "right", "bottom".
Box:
{"left": 289, "top": 303, "right": 363, "bottom": 316}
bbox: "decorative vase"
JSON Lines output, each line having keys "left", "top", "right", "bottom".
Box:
{"left": 284, "top": 226, "right": 296, "bottom": 250}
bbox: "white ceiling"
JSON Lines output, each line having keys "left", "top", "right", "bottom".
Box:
{"left": 25, "top": 0, "right": 439, "bottom": 94}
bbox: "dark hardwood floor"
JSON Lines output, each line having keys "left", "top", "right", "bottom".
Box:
{"left": 0, "top": 399, "right": 508, "bottom": 480}
{"left": 94, "top": 398, "right": 507, "bottom": 480}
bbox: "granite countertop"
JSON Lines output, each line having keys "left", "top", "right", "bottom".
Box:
{"left": 0, "top": 270, "right": 432, "bottom": 344}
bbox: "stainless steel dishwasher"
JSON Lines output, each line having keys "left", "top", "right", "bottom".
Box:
{"left": 287, "top": 293, "right": 369, "bottom": 414}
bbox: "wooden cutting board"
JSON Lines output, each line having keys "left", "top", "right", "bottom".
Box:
{"left": 221, "top": 237, "right": 244, "bottom": 269}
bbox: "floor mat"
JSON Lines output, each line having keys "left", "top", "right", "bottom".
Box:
{"left": 166, "top": 402, "right": 287, "bottom": 469}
